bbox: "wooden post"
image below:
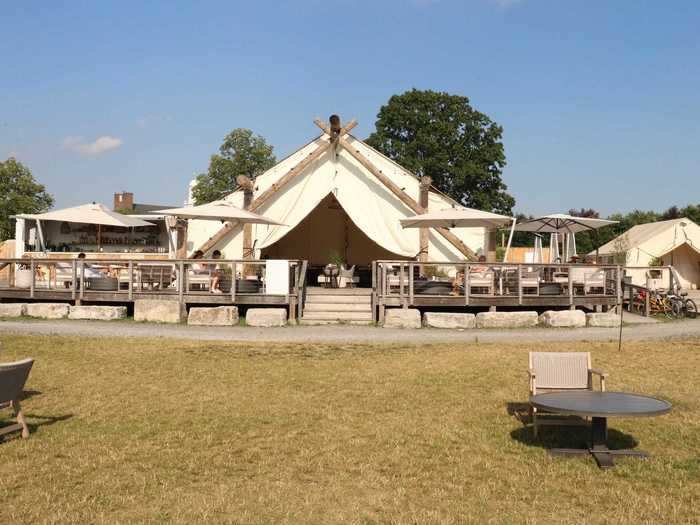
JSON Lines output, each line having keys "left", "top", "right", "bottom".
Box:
{"left": 175, "top": 220, "right": 188, "bottom": 259}
{"left": 408, "top": 262, "right": 414, "bottom": 306}
{"left": 464, "top": 263, "right": 469, "bottom": 306}
{"left": 418, "top": 176, "right": 431, "bottom": 264}
{"left": 128, "top": 261, "right": 134, "bottom": 300}
{"left": 399, "top": 263, "right": 406, "bottom": 308}
{"left": 486, "top": 230, "right": 498, "bottom": 263}
{"left": 178, "top": 261, "right": 185, "bottom": 304}
{"left": 238, "top": 175, "right": 255, "bottom": 262}
{"left": 518, "top": 264, "right": 523, "bottom": 306}
{"left": 71, "top": 260, "right": 77, "bottom": 300}
{"left": 568, "top": 265, "right": 574, "bottom": 309}
{"left": 371, "top": 261, "right": 377, "bottom": 323}
{"left": 78, "top": 261, "right": 85, "bottom": 303}
{"left": 645, "top": 288, "right": 650, "bottom": 317}
{"left": 616, "top": 265, "right": 622, "bottom": 310}
{"left": 231, "top": 262, "right": 237, "bottom": 303}
{"left": 29, "top": 259, "right": 35, "bottom": 299}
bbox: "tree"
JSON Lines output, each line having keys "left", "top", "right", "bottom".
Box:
{"left": 192, "top": 129, "right": 276, "bottom": 205}
{"left": 0, "top": 158, "right": 54, "bottom": 241}
{"left": 366, "top": 89, "right": 515, "bottom": 214}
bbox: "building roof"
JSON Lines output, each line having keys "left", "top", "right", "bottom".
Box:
{"left": 596, "top": 218, "right": 698, "bottom": 255}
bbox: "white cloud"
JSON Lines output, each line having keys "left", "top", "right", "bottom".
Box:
{"left": 62, "top": 135, "right": 123, "bottom": 156}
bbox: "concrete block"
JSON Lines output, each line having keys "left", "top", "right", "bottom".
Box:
{"left": 188, "top": 306, "right": 239, "bottom": 326}
{"left": 539, "top": 310, "right": 587, "bottom": 328}
{"left": 423, "top": 312, "right": 475, "bottom": 329}
{"left": 245, "top": 308, "right": 287, "bottom": 327}
{"left": 475, "top": 311, "right": 538, "bottom": 329}
{"left": 0, "top": 303, "right": 27, "bottom": 317}
{"left": 134, "top": 300, "right": 185, "bottom": 324}
{"left": 25, "top": 303, "right": 70, "bottom": 319}
{"left": 383, "top": 308, "right": 421, "bottom": 328}
{"left": 68, "top": 305, "right": 127, "bottom": 321}
{"left": 586, "top": 312, "right": 621, "bottom": 327}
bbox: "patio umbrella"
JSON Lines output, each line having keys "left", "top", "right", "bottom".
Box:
{"left": 514, "top": 214, "right": 617, "bottom": 234}
{"left": 515, "top": 214, "right": 618, "bottom": 263}
{"left": 156, "top": 200, "right": 284, "bottom": 225}
{"left": 399, "top": 207, "right": 517, "bottom": 261}
{"left": 156, "top": 200, "right": 284, "bottom": 258}
{"left": 26, "top": 202, "right": 156, "bottom": 251}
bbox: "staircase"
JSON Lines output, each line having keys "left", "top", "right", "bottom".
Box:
{"left": 300, "top": 287, "right": 373, "bottom": 325}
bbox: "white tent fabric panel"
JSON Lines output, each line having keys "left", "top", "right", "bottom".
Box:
{"left": 186, "top": 134, "right": 487, "bottom": 261}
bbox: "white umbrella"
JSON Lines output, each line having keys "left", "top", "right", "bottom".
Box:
{"left": 400, "top": 207, "right": 514, "bottom": 229}
{"left": 514, "top": 214, "right": 617, "bottom": 234}
{"left": 516, "top": 214, "right": 617, "bottom": 263}
{"left": 28, "top": 202, "right": 155, "bottom": 228}
{"left": 25, "top": 203, "right": 156, "bottom": 251}
{"left": 400, "top": 207, "right": 517, "bottom": 262}
{"left": 156, "top": 200, "right": 284, "bottom": 225}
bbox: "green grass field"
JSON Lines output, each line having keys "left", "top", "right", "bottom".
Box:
{"left": 1, "top": 335, "right": 699, "bottom": 523}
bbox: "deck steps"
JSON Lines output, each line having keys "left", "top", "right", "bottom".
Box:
{"left": 301, "top": 287, "right": 373, "bottom": 324}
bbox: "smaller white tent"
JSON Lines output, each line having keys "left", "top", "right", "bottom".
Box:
{"left": 595, "top": 218, "right": 700, "bottom": 290}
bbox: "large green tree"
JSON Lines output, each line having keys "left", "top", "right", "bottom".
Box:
{"left": 192, "top": 128, "right": 276, "bottom": 205}
{"left": 0, "top": 158, "right": 54, "bottom": 241}
{"left": 366, "top": 89, "right": 515, "bottom": 213}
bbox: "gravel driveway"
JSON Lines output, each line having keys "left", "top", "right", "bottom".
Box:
{"left": 1, "top": 317, "right": 699, "bottom": 345}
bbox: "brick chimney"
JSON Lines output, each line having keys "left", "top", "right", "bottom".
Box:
{"left": 114, "top": 192, "right": 134, "bottom": 211}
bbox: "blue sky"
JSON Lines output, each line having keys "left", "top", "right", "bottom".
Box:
{"left": 1, "top": 0, "right": 698, "bottom": 216}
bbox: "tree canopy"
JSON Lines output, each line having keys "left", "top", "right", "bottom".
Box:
{"left": 0, "top": 158, "right": 54, "bottom": 241}
{"left": 192, "top": 128, "right": 276, "bottom": 205}
{"left": 366, "top": 89, "right": 515, "bottom": 214}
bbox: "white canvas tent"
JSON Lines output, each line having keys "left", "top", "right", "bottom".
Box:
{"left": 186, "top": 118, "right": 488, "bottom": 264}
{"left": 595, "top": 218, "right": 700, "bottom": 290}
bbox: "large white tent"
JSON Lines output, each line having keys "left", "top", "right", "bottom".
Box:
{"left": 186, "top": 119, "right": 489, "bottom": 264}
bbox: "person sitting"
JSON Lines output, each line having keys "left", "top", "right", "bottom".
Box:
{"left": 210, "top": 250, "right": 223, "bottom": 294}
{"left": 77, "top": 253, "right": 104, "bottom": 279}
{"left": 453, "top": 255, "right": 489, "bottom": 295}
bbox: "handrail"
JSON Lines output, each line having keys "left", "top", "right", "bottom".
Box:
{"left": 297, "top": 260, "right": 309, "bottom": 321}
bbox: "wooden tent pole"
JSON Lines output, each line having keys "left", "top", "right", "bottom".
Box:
{"left": 337, "top": 137, "right": 476, "bottom": 260}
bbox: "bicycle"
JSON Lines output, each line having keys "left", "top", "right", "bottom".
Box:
{"left": 667, "top": 292, "right": 698, "bottom": 319}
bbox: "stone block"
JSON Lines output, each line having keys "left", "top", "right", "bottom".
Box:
{"left": 25, "top": 303, "right": 70, "bottom": 319}
{"left": 383, "top": 308, "right": 421, "bottom": 328}
{"left": 539, "top": 310, "right": 587, "bottom": 328}
{"left": 475, "top": 311, "right": 538, "bottom": 329}
{"left": 68, "top": 305, "right": 127, "bottom": 321}
{"left": 245, "top": 308, "right": 287, "bottom": 327}
{"left": 134, "top": 300, "right": 185, "bottom": 324}
{"left": 423, "top": 312, "right": 475, "bottom": 329}
{"left": 188, "top": 306, "right": 239, "bottom": 326}
{"left": 586, "top": 312, "right": 621, "bottom": 327}
{"left": 0, "top": 303, "right": 27, "bottom": 317}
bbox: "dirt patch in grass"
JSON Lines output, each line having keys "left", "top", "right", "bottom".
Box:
{"left": 1, "top": 335, "right": 699, "bottom": 523}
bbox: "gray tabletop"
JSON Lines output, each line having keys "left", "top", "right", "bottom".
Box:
{"left": 530, "top": 391, "right": 672, "bottom": 418}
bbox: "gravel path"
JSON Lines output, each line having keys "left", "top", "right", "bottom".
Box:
{"left": 1, "top": 317, "right": 700, "bottom": 345}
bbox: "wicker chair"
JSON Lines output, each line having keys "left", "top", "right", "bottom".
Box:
{"left": 528, "top": 352, "right": 607, "bottom": 437}
{"left": 0, "top": 357, "right": 34, "bottom": 440}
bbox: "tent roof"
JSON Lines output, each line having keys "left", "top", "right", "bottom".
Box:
{"left": 20, "top": 203, "right": 155, "bottom": 228}
{"left": 596, "top": 218, "right": 697, "bottom": 255}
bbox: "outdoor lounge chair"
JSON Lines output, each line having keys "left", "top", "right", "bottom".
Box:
{"left": 0, "top": 358, "right": 34, "bottom": 440}
{"left": 468, "top": 268, "right": 495, "bottom": 295}
{"left": 570, "top": 267, "right": 606, "bottom": 295}
{"left": 528, "top": 352, "right": 607, "bottom": 437}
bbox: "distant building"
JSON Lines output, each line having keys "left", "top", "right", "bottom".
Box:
{"left": 113, "top": 192, "right": 176, "bottom": 214}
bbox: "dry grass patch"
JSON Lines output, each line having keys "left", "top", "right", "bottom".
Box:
{"left": 0, "top": 335, "right": 699, "bottom": 523}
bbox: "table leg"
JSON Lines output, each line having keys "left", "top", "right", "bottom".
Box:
{"left": 590, "top": 417, "right": 614, "bottom": 468}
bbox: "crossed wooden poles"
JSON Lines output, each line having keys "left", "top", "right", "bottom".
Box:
{"left": 193, "top": 117, "right": 475, "bottom": 260}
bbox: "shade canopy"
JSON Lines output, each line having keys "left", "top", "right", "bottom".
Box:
{"left": 156, "top": 200, "right": 284, "bottom": 225}
{"left": 26, "top": 203, "right": 155, "bottom": 228}
{"left": 515, "top": 214, "right": 617, "bottom": 234}
{"left": 400, "top": 207, "right": 514, "bottom": 229}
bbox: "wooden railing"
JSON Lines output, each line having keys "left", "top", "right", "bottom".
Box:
{"left": 374, "top": 260, "right": 623, "bottom": 308}
{"left": 0, "top": 257, "right": 304, "bottom": 305}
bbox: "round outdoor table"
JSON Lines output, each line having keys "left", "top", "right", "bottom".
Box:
{"left": 530, "top": 391, "right": 672, "bottom": 469}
